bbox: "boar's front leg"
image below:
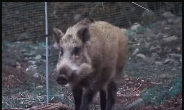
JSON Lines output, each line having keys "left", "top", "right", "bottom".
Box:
{"left": 100, "top": 89, "right": 106, "bottom": 110}
{"left": 80, "top": 89, "right": 96, "bottom": 110}
{"left": 106, "top": 80, "right": 117, "bottom": 110}
{"left": 72, "top": 85, "right": 83, "bottom": 110}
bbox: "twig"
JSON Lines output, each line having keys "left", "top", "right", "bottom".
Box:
{"left": 2, "top": 3, "right": 12, "bottom": 22}
{"left": 89, "top": 2, "right": 100, "bottom": 15}
{"left": 136, "top": 84, "right": 142, "bottom": 90}
{"left": 101, "top": 2, "right": 104, "bottom": 10}
{"left": 2, "top": 2, "right": 13, "bottom": 7}
{"left": 2, "top": 16, "right": 8, "bottom": 23}
{"left": 132, "top": 2, "right": 149, "bottom": 11}
{"left": 2, "top": 4, "right": 12, "bottom": 17}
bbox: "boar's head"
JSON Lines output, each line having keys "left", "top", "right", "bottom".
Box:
{"left": 53, "top": 23, "right": 94, "bottom": 85}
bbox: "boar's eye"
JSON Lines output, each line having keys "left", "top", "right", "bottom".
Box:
{"left": 59, "top": 48, "right": 63, "bottom": 56}
{"left": 73, "top": 46, "right": 81, "bottom": 56}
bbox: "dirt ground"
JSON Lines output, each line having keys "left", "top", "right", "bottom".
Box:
{"left": 2, "top": 62, "right": 182, "bottom": 110}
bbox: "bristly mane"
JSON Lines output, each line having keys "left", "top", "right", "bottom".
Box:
{"left": 74, "top": 18, "right": 95, "bottom": 29}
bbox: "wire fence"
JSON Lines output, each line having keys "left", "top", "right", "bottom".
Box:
{"left": 2, "top": 2, "right": 182, "bottom": 109}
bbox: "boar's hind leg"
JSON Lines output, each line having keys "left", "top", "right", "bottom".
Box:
{"left": 80, "top": 89, "right": 96, "bottom": 110}
{"left": 100, "top": 89, "right": 106, "bottom": 110}
{"left": 72, "top": 86, "right": 83, "bottom": 110}
{"left": 106, "top": 80, "right": 117, "bottom": 110}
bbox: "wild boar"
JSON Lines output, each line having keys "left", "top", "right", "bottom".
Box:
{"left": 52, "top": 18, "right": 128, "bottom": 110}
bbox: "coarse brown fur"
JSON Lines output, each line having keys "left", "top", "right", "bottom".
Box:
{"left": 52, "top": 18, "right": 128, "bottom": 110}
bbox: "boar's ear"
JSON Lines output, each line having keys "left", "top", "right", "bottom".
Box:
{"left": 53, "top": 28, "right": 64, "bottom": 49}
{"left": 76, "top": 26, "right": 90, "bottom": 43}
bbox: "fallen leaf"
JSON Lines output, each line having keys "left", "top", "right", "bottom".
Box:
{"left": 144, "top": 42, "right": 151, "bottom": 49}
{"left": 169, "top": 54, "right": 182, "bottom": 58}
{"left": 163, "top": 36, "right": 177, "bottom": 42}
{"left": 155, "top": 61, "right": 163, "bottom": 65}
{"left": 162, "top": 12, "right": 175, "bottom": 18}
{"left": 136, "top": 54, "right": 146, "bottom": 60}
{"left": 180, "top": 58, "right": 182, "bottom": 63}
{"left": 163, "top": 58, "right": 170, "bottom": 64}
{"left": 16, "top": 62, "right": 21, "bottom": 69}
{"left": 132, "top": 48, "right": 139, "bottom": 56}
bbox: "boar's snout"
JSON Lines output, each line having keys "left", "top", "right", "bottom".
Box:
{"left": 56, "top": 65, "right": 76, "bottom": 85}
{"left": 56, "top": 75, "right": 68, "bottom": 85}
